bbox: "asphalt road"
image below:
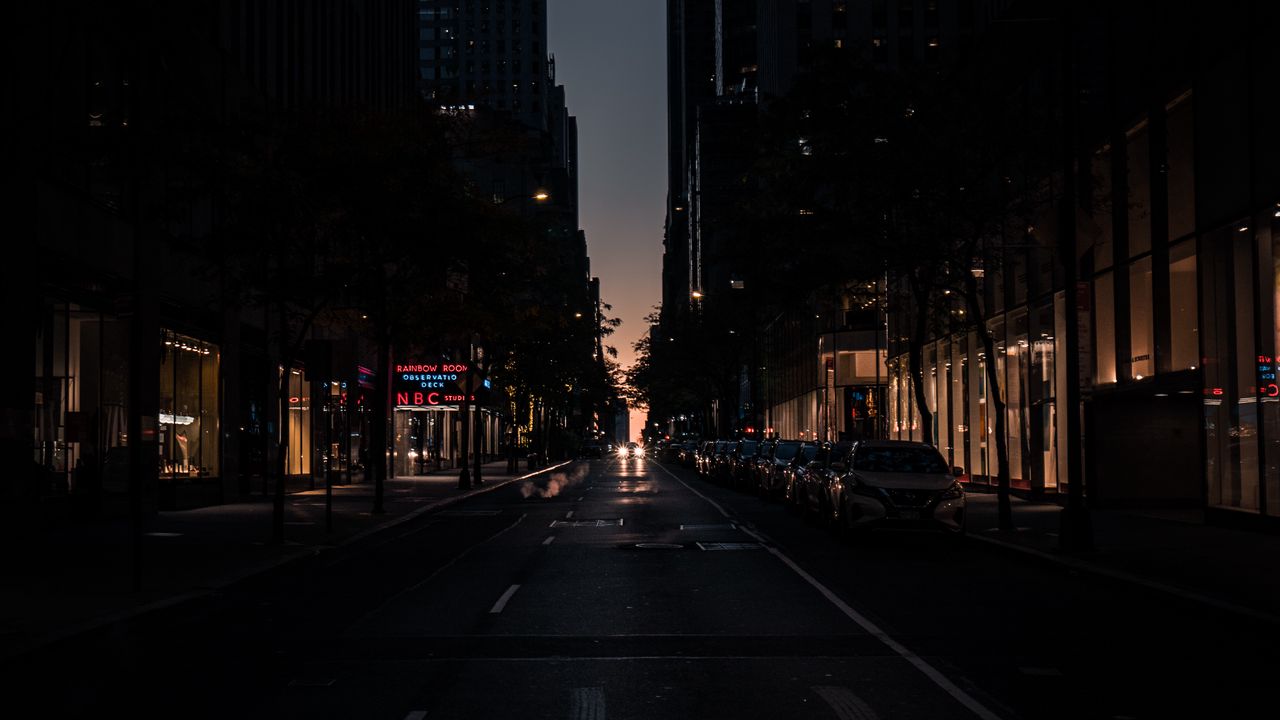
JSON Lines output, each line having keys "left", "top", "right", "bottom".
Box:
{"left": 9, "top": 457, "right": 1277, "bottom": 719}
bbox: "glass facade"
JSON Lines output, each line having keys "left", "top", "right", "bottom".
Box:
{"left": 33, "top": 303, "right": 131, "bottom": 497}
{"left": 158, "top": 330, "right": 219, "bottom": 480}
{"left": 286, "top": 370, "right": 311, "bottom": 476}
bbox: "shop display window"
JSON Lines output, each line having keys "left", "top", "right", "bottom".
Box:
{"left": 159, "top": 330, "right": 219, "bottom": 480}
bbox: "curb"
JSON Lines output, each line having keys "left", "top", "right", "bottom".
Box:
{"left": 965, "top": 531, "right": 1280, "bottom": 627}
{"left": 1, "top": 460, "right": 576, "bottom": 661}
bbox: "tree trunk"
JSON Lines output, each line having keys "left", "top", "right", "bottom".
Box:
{"left": 371, "top": 319, "right": 390, "bottom": 513}
{"left": 964, "top": 275, "right": 1013, "bottom": 531}
{"left": 908, "top": 274, "right": 935, "bottom": 446}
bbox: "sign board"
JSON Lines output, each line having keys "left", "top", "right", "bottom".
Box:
{"left": 393, "top": 361, "right": 488, "bottom": 408}
{"left": 1258, "top": 355, "right": 1279, "bottom": 398}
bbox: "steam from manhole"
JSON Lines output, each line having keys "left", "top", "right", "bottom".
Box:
{"left": 634, "top": 543, "right": 684, "bottom": 550}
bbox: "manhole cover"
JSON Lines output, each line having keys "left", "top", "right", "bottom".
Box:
{"left": 696, "top": 542, "right": 764, "bottom": 551}
{"left": 550, "top": 519, "right": 625, "bottom": 528}
{"left": 634, "top": 543, "right": 684, "bottom": 549}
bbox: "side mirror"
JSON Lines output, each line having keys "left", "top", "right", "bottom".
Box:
{"left": 952, "top": 466, "right": 965, "bottom": 477}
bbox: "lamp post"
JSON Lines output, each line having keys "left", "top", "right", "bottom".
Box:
{"left": 458, "top": 337, "right": 475, "bottom": 490}
{"left": 473, "top": 337, "right": 485, "bottom": 486}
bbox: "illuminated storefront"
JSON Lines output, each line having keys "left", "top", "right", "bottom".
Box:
{"left": 390, "top": 360, "right": 499, "bottom": 476}
{"left": 159, "top": 330, "right": 219, "bottom": 481}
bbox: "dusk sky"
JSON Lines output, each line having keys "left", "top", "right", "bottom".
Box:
{"left": 547, "top": 1, "right": 666, "bottom": 440}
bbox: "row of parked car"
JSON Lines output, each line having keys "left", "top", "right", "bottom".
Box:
{"left": 660, "top": 437, "right": 966, "bottom": 536}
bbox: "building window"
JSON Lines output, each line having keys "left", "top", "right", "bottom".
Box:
{"left": 286, "top": 369, "right": 310, "bottom": 476}
{"left": 1092, "top": 145, "right": 1114, "bottom": 270}
{"left": 159, "top": 330, "right": 220, "bottom": 480}
{"left": 1094, "top": 272, "right": 1116, "bottom": 384}
{"left": 1169, "top": 239, "right": 1198, "bottom": 371}
{"left": 1167, "top": 93, "right": 1196, "bottom": 240}
{"left": 1230, "top": 229, "right": 1260, "bottom": 511}
{"left": 1128, "top": 257, "right": 1154, "bottom": 379}
{"left": 1127, "top": 122, "right": 1151, "bottom": 257}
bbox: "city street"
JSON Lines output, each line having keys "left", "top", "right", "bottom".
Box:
{"left": 8, "top": 457, "right": 1275, "bottom": 719}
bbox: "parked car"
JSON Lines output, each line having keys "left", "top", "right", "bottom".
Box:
{"left": 711, "top": 440, "right": 736, "bottom": 483}
{"left": 750, "top": 439, "right": 776, "bottom": 492}
{"left": 823, "top": 440, "right": 966, "bottom": 535}
{"left": 677, "top": 441, "right": 700, "bottom": 467}
{"left": 728, "top": 438, "right": 760, "bottom": 490}
{"left": 581, "top": 441, "right": 608, "bottom": 458}
{"left": 800, "top": 441, "right": 855, "bottom": 521}
{"left": 757, "top": 439, "right": 801, "bottom": 499}
{"left": 781, "top": 442, "right": 821, "bottom": 509}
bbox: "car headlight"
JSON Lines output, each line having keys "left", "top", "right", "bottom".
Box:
{"left": 940, "top": 481, "right": 964, "bottom": 500}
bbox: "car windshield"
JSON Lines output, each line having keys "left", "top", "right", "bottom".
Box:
{"left": 739, "top": 441, "right": 757, "bottom": 455}
{"left": 774, "top": 442, "right": 800, "bottom": 460}
{"left": 853, "top": 446, "right": 948, "bottom": 474}
{"left": 797, "top": 445, "right": 818, "bottom": 462}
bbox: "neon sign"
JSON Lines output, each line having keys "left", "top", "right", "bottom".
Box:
{"left": 1259, "top": 355, "right": 1278, "bottom": 398}
{"left": 393, "top": 359, "right": 487, "bottom": 408}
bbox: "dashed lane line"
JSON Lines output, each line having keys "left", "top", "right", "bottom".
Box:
{"left": 489, "top": 584, "right": 522, "bottom": 614}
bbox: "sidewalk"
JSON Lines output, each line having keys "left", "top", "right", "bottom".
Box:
{"left": 0, "top": 458, "right": 572, "bottom": 659}
{"left": 964, "top": 492, "right": 1280, "bottom": 625}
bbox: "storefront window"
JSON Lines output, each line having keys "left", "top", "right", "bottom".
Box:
{"left": 937, "top": 343, "right": 951, "bottom": 460}
{"left": 1169, "top": 240, "right": 1198, "bottom": 371}
{"left": 159, "top": 331, "right": 219, "bottom": 480}
{"left": 1129, "top": 257, "right": 1154, "bottom": 379}
{"left": 33, "top": 304, "right": 130, "bottom": 497}
{"left": 1231, "top": 231, "right": 1259, "bottom": 511}
{"left": 286, "top": 370, "right": 310, "bottom": 476}
{"left": 1094, "top": 272, "right": 1117, "bottom": 384}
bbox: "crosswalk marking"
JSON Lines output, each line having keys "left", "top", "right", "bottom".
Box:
{"left": 813, "top": 686, "right": 880, "bottom": 720}
{"left": 570, "top": 687, "right": 606, "bottom": 720}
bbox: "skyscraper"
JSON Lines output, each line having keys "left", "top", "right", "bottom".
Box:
{"left": 418, "top": 0, "right": 550, "bottom": 131}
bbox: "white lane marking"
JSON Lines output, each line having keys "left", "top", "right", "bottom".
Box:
{"left": 543, "top": 536, "right": 556, "bottom": 545}
{"left": 489, "top": 584, "right": 522, "bottom": 614}
{"left": 649, "top": 461, "right": 1004, "bottom": 720}
{"left": 565, "top": 510, "right": 575, "bottom": 519}
{"left": 813, "top": 686, "right": 880, "bottom": 720}
{"left": 570, "top": 687, "right": 606, "bottom": 720}
{"left": 576, "top": 496, "right": 585, "bottom": 502}
{"left": 404, "top": 712, "right": 427, "bottom": 720}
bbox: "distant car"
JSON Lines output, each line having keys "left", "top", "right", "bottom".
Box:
{"left": 823, "top": 440, "right": 966, "bottom": 536}
{"left": 622, "top": 441, "right": 643, "bottom": 458}
{"left": 581, "top": 441, "right": 607, "bottom": 458}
